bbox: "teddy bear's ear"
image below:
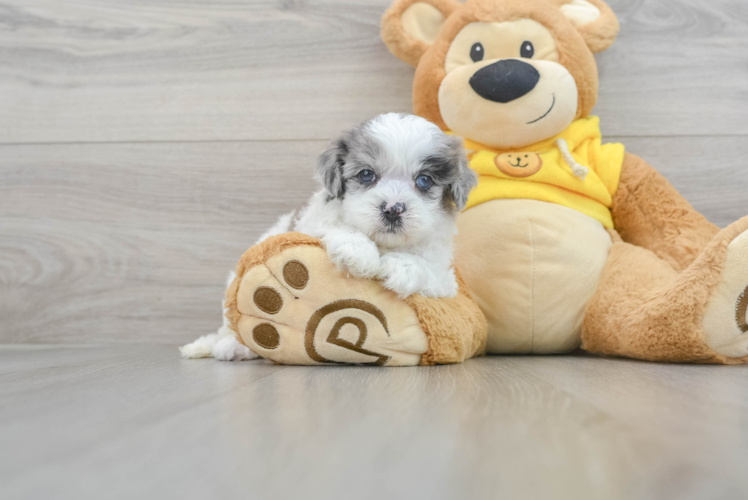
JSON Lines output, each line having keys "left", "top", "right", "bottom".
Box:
{"left": 559, "top": 0, "right": 620, "bottom": 53}
{"left": 381, "top": 0, "right": 461, "bottom": 67}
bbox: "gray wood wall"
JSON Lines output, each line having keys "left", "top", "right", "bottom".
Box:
{"left": 1, "top": 0, "right": 746, "bottom": 345}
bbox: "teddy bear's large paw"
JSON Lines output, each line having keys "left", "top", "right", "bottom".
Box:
{"left": 229, "top": 240, "right": 429, "bottom": 366}
{"left": 702, "top": 222, "right": 748, "bottom": 359}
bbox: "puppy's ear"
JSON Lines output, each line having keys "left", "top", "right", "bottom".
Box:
{"left": 381, "top": 0, "right": 460, "bottom": 67}
{"left": 316, "top": 137, "right": 349, "bottom": 200}
{"left": 445, "top": 136, "right": 477, "bottom": 211}
{"left": 559, "top": 0, "right": 620, "bottom": 53}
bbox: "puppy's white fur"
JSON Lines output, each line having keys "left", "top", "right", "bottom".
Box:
{"left": 180, "top": 113, "right": 476, "bottom": 361}
{"left": 178, "top": 272, "right": 258, "bottom": 360}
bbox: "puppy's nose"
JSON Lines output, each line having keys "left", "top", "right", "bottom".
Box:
{"left": 469, "top": 59, "right": 540, "bottom": 103}
{"left": 382, "top": 202, "right": 406, "bottom": 222}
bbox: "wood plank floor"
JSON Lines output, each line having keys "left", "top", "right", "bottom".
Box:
{"left": 2, "top": 1, "right": 748, "bottom": 497}
{"left": 2, "top": 345, "right": 748, "bottom": 500}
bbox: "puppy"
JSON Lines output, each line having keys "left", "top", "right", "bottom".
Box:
{"left": 180, "top": 113, "right": 477, "bottom": 361}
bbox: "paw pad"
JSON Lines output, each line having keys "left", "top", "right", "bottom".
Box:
{"left": 252, "top": 323, "right": 280, "bottom": 349}
{"left": 253, "top": 286, "right": 283, "bottom": 314}
{"left": 283, "top": 260, "right": 309, "bottom": 289}
{"left": 737, "top": 285, "right": 748, "bottom": 334}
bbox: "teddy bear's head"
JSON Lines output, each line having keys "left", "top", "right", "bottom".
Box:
{"left": 382, "top": 0, "right": 619, "bottom": 149}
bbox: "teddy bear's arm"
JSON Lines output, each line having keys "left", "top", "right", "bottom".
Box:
{"left": 610, "top": 153, "right": 719, "bottom": 272}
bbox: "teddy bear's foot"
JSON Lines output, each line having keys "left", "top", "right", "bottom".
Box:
{"left": 701, "top": 220, "right": 748, "bottom": 361}
{"left": 582, "top": 216, "right": 748, "bottom": 364}
{"left": 224, "top": 233, "right": 485, "bottom": 366}
{"left": 231, "top": 242, "right": 426, "bottom": 366}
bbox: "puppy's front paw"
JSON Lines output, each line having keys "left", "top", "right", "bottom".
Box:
{"left": 377, "top": 253, "right": 432, "bottom": 299}
{"left": 212, "top": 335, "right": 259, "bottom": 361}
{"left": 323, "top": 232, "right": 380, "bottom": 278}
{"left": 421, "top": 268, "right": 459, "bottom": 299}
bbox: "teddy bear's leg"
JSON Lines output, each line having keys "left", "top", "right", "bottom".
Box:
{"left": 582, "top": 216, "right": 748, "bottom": 364}
{"left": 224, "top": 232, "right": 486, "bottom": 366}
{"left": 611, "top": 153, "right": 720, "bottom": 272}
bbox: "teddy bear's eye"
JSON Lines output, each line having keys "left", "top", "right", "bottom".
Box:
{"left": 520, "top": 41, "right": 534, "bottom": 59}
{"left": 470, "top": 42, "right": 484, "bottom": 63}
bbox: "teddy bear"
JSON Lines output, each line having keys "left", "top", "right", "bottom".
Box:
{"left": 224, "top": 0, "right": 748, "bottom": 366}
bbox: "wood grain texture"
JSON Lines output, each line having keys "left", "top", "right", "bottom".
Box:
{"left": 0, "top": 0, "right": 414, "bottom": 144}
{"left": 1, "top": 0, "right": 746, "bottom": 345}
{"left": 0, "top": 141, "right": 322, "bottom": 344}
{"left": 0, "top": 136, "right": 745, "bottom": 345}
{"left": 2, "top": 345, "right": 748, "bottom": 500}
{"left": 0, "top": 0, "right": 747, "bottom": 144}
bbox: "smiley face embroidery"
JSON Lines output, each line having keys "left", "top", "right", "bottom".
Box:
{"left": 494, "top": 152, "right": 543, "bottom": 178}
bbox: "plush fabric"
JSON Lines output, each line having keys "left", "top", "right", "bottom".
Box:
{"left": 225, "top": 233, "right": 487, "bottom": 366}
{"left": 381, "top": 0, "right": 461, "bottom": 67}
{"left": 582, "top": 218, "right": 748, "bottom": 364}
{"left": 458, "top": 116, "right": 625, "bottom": 228}
{"left": 702, "top": 229, "right": 748, "bottom": 359}
{"left": 611, "top": 153, "right": 720, "bottom": 272}
{"left": 455, "top": 199, "right": 611, "bottom": 353}
{"left": 553, "top": 0, "right": 619, "bottom": 53}
{"left": 405, "top": 271, "right": 487, "bottom": 365}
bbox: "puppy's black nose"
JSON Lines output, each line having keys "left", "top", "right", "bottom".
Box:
{"left": 382, "top": 202, "right": 406, "bottom": 222}
{"left": 469, "top": 59, "right": 540, "bottom": 103}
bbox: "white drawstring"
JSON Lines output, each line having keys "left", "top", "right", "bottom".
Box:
{"left": 556, "top": 138, "right": 589, "bottom": 181}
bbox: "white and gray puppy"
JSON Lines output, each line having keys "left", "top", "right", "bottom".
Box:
{"left": 180, "top": 113, "right": 477, "bottom": 361}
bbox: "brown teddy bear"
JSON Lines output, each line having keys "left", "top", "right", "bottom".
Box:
{"left": 381, "top": 0, "right": 748, "bottom": 363}
{"left": 225, "top": 0, "right": 747, "bottom": 365}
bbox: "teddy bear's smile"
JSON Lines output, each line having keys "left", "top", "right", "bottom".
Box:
{"left": 527, "top": 94, "right": 556, "bottom": 124}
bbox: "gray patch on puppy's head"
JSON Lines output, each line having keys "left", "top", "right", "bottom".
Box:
{"left": 315, "top": 135, "right": 350, "bottom": 200}
{"left": 442, "top": 135, "right": 477, "bottom": 211}
{"left": 316, "top": 120, "right": 387, "bottom": 199}
{"left": 418, "top": 134, "right": 476, "bottom": 211}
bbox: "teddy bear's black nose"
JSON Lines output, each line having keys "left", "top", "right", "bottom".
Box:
{"left": 469, "top": 59, "right": 540, "bottom": 103}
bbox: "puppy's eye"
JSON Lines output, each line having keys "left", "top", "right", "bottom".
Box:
{"left": 358, "top": 169, "right": 376, "bottom": 183}
{"left": 416, "top": 175, "right": 434, "bottom": 189}
{"left": 470, "top": 42, "right": 484, "bottom": 63}
{"left": 520, "top": 41, "right": 534, "bottom": 59}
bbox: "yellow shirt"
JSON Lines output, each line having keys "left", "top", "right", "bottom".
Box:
{"left": 458, "top": 116, "right": 625, "bottom": 228}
